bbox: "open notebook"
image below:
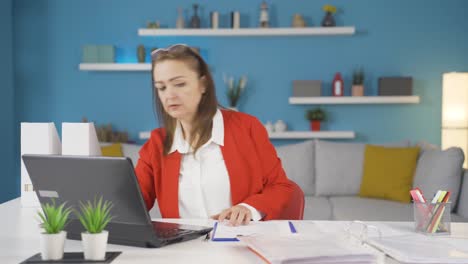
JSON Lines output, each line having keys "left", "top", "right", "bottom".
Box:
{"left": 238, "top": 234, "right": 379, "bottom": 264}
{"left": 237, "top": 221, "right": 468, "bottom": 264}
{"left": 347, "top": 221, "right": 468, "bottom": 264}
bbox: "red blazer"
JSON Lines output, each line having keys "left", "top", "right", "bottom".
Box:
{"left": 134, "top": 110, "right": 294, "bottom": 220}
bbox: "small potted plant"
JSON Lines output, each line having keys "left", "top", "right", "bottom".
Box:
{"left": 306, "top": 108, "right": 326, "bottom": 131}
{"left": 224, "top": 74, "right": 247, "bottom": 111}
{"left": 352, "top": 68, "right": 365, "bottom": 96}
{"left": 76, "top": 196, "right": 114, "bottom": 261}
{"left": 37, "top": 199, "right": 72, "bottom": 260}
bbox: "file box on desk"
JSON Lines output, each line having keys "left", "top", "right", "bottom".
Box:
{"left": 413, "top": 202, "right": 451, "bottom": 235}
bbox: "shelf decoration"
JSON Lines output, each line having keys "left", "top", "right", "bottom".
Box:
{"left": 352, "top": 68, "right": 365, "bottom": 96}
{"left": 321, "top": 4, "right": 337, "bottom": 27}
{"left": 259, "top": 1, "right": 269, "bottom": 28}
{"left": 306, "top": 108, "right": 326, "bottom": 131}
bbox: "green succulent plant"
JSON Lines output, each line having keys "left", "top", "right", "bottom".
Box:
{"left": 306, "top": 108, "right": 326, "bottom": 121}
{"left": 76, "top": 196, "right": 114, "bottom": 234}
{"left": 352, "top": 68, "right": 365, "bottom": 85}
{"left": 37, "top": 199, "right": 72, "bottom": 234}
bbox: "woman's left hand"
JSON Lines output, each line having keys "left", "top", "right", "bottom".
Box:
{"left": 211, "top": 205, "right": 252, "bottom": 226}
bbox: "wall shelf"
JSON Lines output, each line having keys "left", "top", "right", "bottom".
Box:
{"left": 289, "top": 96, "right": 420, "bottom": 105}
{"left": 139, "top": 131, "right": 355, "bottom": 140}
{"left": 79, "top": 63, "right": 151, "bottom": 71}
{"left": 268, "top": 131, "right": 355, "bottom": 139}
{"left": 138, "top": 27, "right": 356, "bottom": 37}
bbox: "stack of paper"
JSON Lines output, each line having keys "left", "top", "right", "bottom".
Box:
{"left": 366, "top": 235, "right": 468, "bottom": 264}
{"left": 239, "top": 234, "right": 378, "bottom": 264}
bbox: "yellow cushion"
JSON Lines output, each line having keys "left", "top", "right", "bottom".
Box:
{"left": 101, "top": 143, "right": 124, "bottom": 157}
{"left": 359, "top": 145, "right": 420, "bottom": 203}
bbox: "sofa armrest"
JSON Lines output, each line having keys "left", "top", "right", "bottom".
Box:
{"left": 456, "top": 169, "right": 468, "bottom": 218}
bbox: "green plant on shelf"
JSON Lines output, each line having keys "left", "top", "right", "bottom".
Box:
{"left": 306, "top": 108, "right": 326, "bottom": 121}
{"left": 352, "top": 68, "right": 365, "bottom": 85}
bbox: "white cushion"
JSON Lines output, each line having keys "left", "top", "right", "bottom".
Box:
{"left": 303, "top": 196, "right": 332, "bottom": 220}
{"left": 121, "top": 143, "right": 142, "bottom": 167}
{"left": 413, "top": 147, "right": 465, "bottom": 211}
{"left": 276, "top": 140, "right": 315, "bottom": 195}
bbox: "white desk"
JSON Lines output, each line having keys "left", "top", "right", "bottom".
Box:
{"left": 2, "top": 198, "right": 468, "bottom": 264}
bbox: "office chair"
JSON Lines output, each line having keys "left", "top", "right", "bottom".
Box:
{"left": 279, "top": 180, "right": 305, "bottom": 220}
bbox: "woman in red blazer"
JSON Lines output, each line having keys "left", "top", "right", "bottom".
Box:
{"left": 135, "top": 44, "right": 294, "bottom": 225}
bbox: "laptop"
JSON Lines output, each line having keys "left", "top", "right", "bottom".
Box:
{"left": 22, "top": 154, "right": 213, "bottom": 248}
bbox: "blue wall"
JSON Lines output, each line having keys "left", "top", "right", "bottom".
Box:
{"left": 11, "top": 0, "right": 468, "bottom": 167}
{"left": 1, "top": 0, "right": 17, "bottom": 204}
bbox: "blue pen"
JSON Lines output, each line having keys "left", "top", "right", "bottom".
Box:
{"left": 288, "top": 221, "right": 297, "bottom": 233}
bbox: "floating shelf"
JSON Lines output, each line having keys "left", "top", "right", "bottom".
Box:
{"left": 138, "top": 27, "right": 356, "bottom": 37}
{"left": 289, "top": 96, "right": 420, "bottom": 105}
{"left": 269, "top": 131, "right": 355, "bottom": 139}
{"left": 139, "top": 131, "right": 355, "bottom": 140}
{"left": 79, "top": 63, "right": 151, "bottom": 71}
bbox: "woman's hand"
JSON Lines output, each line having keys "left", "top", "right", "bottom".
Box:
{"left": 211, "top": 205, "right": 252, "bottom": 226}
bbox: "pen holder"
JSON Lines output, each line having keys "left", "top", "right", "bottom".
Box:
{"left": 413, "top": 202, "right": 451, "bottom": 235}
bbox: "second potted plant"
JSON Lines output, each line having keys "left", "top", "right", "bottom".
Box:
{"left": 352, "top": 68, "right": 365, "bottom": 96}
{"left": 37, "top": 200, "right": 72, "bottom": 260}
{"left": 224, "top": 74, "right": 248, "bottom": 111}
{"left": 306, "top": 108, "right": 326, "bottom": 131}
{"left": 76, "top": 196, "right": 114, "bottom": 261}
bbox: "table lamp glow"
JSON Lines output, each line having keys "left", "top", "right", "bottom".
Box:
{"left": 442, "top": 72, "right": 468, "bottom": 168}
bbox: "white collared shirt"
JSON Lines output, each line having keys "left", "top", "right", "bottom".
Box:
{"left": 170, "top": 109, "right": 263, "bottom": 221}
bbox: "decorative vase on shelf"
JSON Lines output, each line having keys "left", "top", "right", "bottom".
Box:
{"left": 265, "top": 121, "right": 274, "bottom": 133}
{"left": 310, "top": 121, "right": 321, "bottom": 131}
{"left": 190, "top": 4, "right": 201, "bottom": 28}
{"left": 321, "top": 11, "right": 336, "bottom": 27}
{"left": 137, "top": 45, "right": 146, "bottom": 63}
{"left": 352, "top": 69, "right": 365, "bottom": 96}
{"left": 332, "top": 72, "right": 344, "bottom": 96}
{"left": 274, "top": 120, "right": 287, "bottom": 132}
{"left": 176, "top": 7, "right": 185, "bottom": 29}
{"left": 259, "top": 1, "right": 269, "bottom": 28}
{"left": 352, "top": 85, "right": 364, "bottom": 96}
{"left": 292, "top": 14, "right": 306, "bottom": 27}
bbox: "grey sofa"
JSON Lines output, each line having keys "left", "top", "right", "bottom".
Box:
{"left": 123, "top": 140, "right": 468, "bottom": 222}
{"left": 276, "top": 140, "right": 468, "bottom": 222}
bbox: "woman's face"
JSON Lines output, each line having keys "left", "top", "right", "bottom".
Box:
{"left": 153, "top": 60, "right": 206, "bottom": 123}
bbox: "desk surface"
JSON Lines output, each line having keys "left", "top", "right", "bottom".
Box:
{"left": 2, "top": 198, "right": 468, "bottom": 264}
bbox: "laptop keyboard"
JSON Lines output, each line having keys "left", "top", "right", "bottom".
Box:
{"left": 156, "top": 228, "right": 193, "bottom": 239}
{"left": 152, "top": 222, "right": 195, "bottom": 239}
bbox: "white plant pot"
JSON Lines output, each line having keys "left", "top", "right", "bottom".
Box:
{"left": 40, "top": 231, "right": 66, "bottom": 260}
{"left": 81, "top": 230, "right": 109, "bottom": 260}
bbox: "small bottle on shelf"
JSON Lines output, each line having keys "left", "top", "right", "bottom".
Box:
{"left": 332, "top": 72, "right": 344, "bottom": 96}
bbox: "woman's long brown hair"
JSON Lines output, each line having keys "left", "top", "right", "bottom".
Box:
{"left": 151, "top": 45, "right": 218, "bottom": 155}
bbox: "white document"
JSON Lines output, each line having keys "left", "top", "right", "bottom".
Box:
{"left": 61, "top": 122, "right": 101, "bottom": 156}
{"left": 345, "top": 221, "right": 468, "bottom": 264}
{"left": 366, "top": 235, "right": 468, "bottom": 264}
{"left": 212, "top": 221, "right": 294, "bottom": 241}
{"left": 20, "top": 122, "right": 61, "bottom": 207}
{"left": 238, "top": 234, "right": 378, "bottom": 264}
